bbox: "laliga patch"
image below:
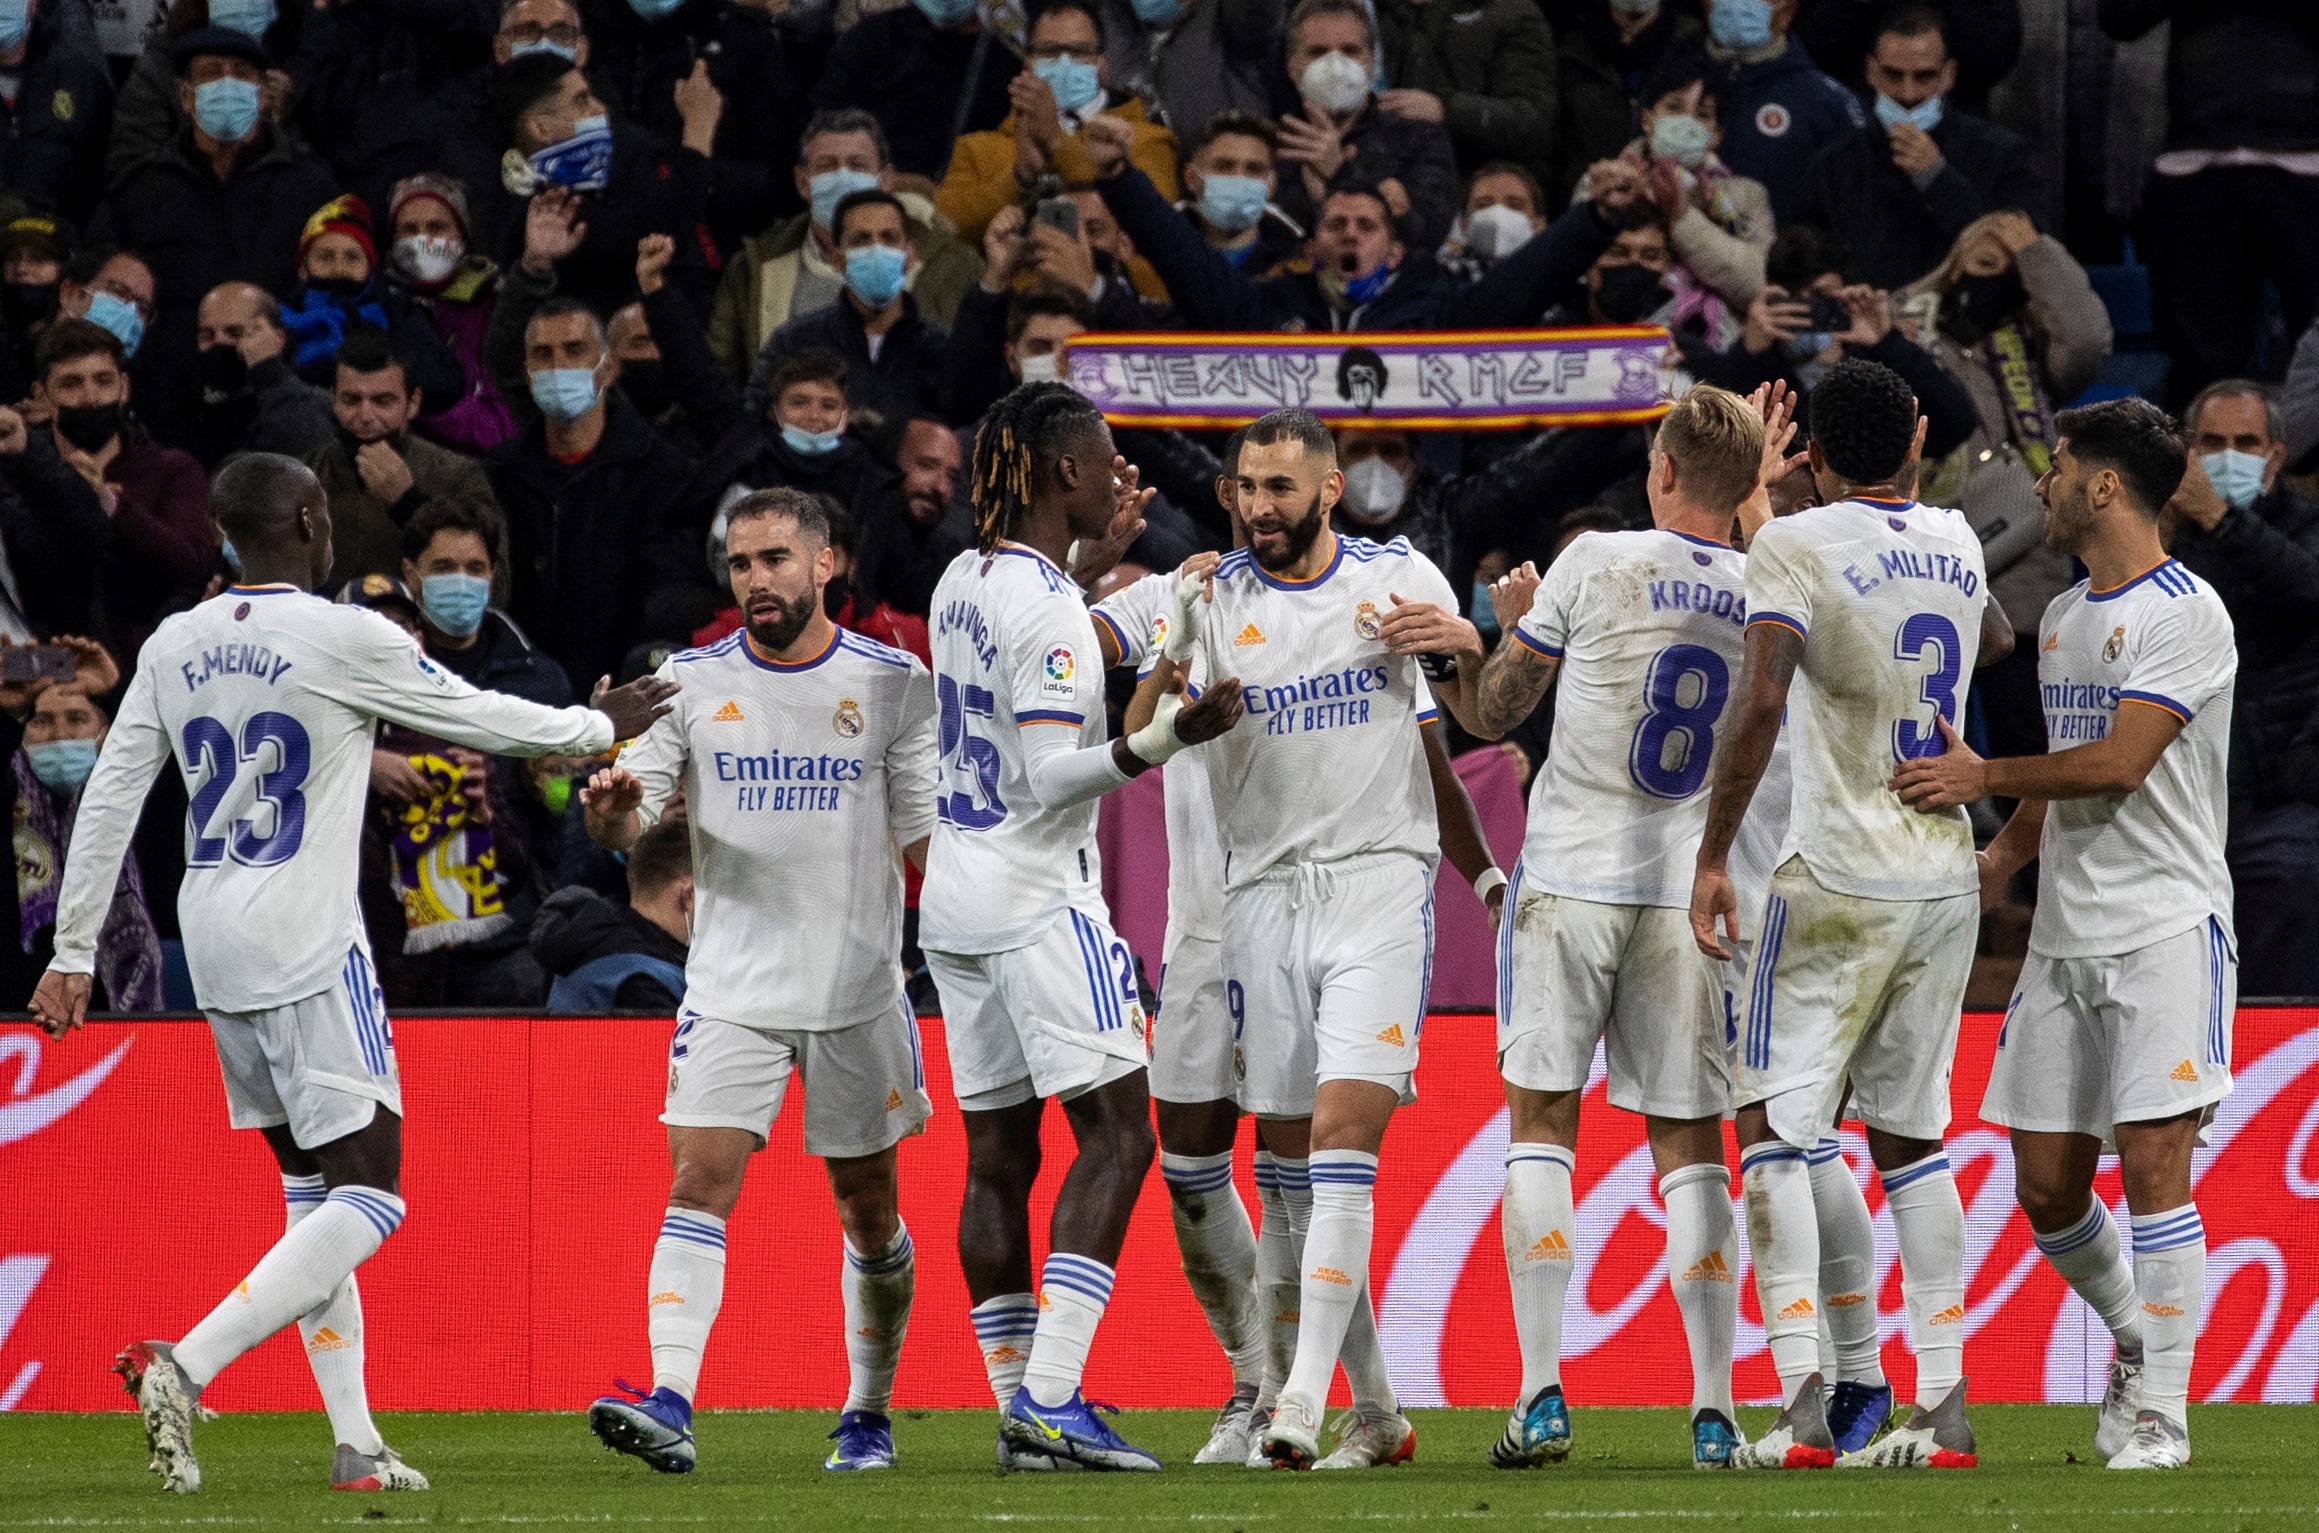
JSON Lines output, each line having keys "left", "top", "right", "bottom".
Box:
{"left": 1040, "top": 645, "right": 1078, "bottom": 701}
{"left": 413, "top": 653, "right": 456, "bottom": 692}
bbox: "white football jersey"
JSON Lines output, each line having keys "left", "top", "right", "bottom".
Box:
{"left": 2029, "top": 560, "right": 2236, "bottom": 959}
{"left": 1515, "top": 528, "right": 1750, "bottom": 907}
{"left": 52, "top": 585, "right": 612, "bottom": 1010}
{"left": 1728, "top": 731, "right": 1795, "bottom": 943}
{"left": 619, "top": 626, "right": 939, "bottom": 1030}
{"left": 1192, "top": 533, "right": 1454, "bottom": 888}
{"left": 921, "top": 543, "right": 1111, "bottom": 954}
{"left": 1744, "top": 498, "right": 1987, "bottom": 901}
{"left": 1092, "top": 575, "right": 1222, "bottom": 943}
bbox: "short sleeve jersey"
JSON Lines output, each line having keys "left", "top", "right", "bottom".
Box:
{"left": 617, "top": 626, "right": 939, "bottom": 1030}
{"left": 2030, "top": 560, "right": 2237, "bottom": 958}
{"left": 1093, "top": 574, "right": 1223, "bottom": 943}
{"left": 1514, "top": 528, "right": 1751, "bottom": 907}
{"left": 1743, "top": 498, "right": 1987, "bottom": 901}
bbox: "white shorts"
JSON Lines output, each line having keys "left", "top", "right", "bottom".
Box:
{"left": 1736, "top": 858, "right": 1977, "bottom": 1148}
{"left": 926, "top": 900, "right": 1149, "bottom": 1112}
{"left": 206, "top": 947, "right": 400, "bottom": 1150}
{"left": 1982, "top": 916, "right": 2236, "bottom": 1141}
{"left": 662, "top": 1004, "right": 933, "bottom": 1159}
{"left": 1224, "top": 852, "right": 1433, "bottom": 1120}
{"left": 1496, "top": 870, "right": 1730, "bottom": 1120}
{"left": 1152, "top": 929, "right": 1237, "bottom": 1105}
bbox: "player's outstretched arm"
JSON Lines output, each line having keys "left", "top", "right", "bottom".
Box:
{"left": 1691, "top": 620, "right": 1801, "bottom": 958}
{"left": 580, "top": 766, "right": 648, "bottom": 852}
{"left": 1421, "top": 722, "right": 1506, "bottom": 929}
{"left": 338, "top": 620, "right": 675, "bottom": 758}
{"left": 1888, "top": 708, "right": 2183, "bottom": 811}
{"left": 43, "top": 664, "right": 172, "bottom": 1026}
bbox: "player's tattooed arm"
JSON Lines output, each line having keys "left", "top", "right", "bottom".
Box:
{"left": 1465, "top": 637, "right": 1560, "bottom": 741}
{"left": 1976, "top": 590, "right": 2015, "bottom": 666}
{"left": 1690, "top": 622, "right": 1801, "bottom": 958}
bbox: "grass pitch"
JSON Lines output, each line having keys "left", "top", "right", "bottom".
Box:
{"left": 3, "top": 1406, "right": 2315, "bottom": 1531}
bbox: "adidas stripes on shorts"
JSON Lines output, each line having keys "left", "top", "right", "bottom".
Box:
{"left": 205, "top": 946, "right": 401, "bottom": 1150}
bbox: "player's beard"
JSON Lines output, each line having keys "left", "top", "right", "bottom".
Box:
{"left": 1249, "top": 489, "right": 1327, "bottom": 571}
{"left": 745, "top": 588, "right": 815, "bottom": 653}
{"left": 2043, "top": 478, "right": 2094, "bottom": 555}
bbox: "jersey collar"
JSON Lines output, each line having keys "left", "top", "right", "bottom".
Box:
{"left": 2086, "top": 558, "right": 2180, "bottom": 602}
{"left": 1667, "top": 530, "right": 1732, "bottom": 550}
{"left": 1250, "top": 530, "right": 1343, "bottom": 591}
{"left": 994, "top": 540, "right": 1069, "bottom": 575}
{"left": 742, "top": 626, "right": 839, "bottom": 671}
{"left": 226, "top": 583, "right": 301, "bottom": 596}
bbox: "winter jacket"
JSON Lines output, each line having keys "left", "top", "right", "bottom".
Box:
{"left": 1797, "top": 0, "right": 2023, "bottom": 114}
{"left": 185, "top": 354, "right": 338, "bottom": 470}
{"left": 1799, "top": 112, "right": 2045, "bottom": 290}
{"left": 0, "top": 429, "right": 107, "bottom": 637}
{"left": 755, "top": 293, "right": 949, "bottom": 431}
{"left": 0, "top": 0, "right": 115, "bottom": 225}
{"left": 531, "top": 886, "right": 689, "bottom": 1013}
{"left": 1094, "top": 0, "right": 1281, "bottom": 143}
{"left": 2170, "top": 484, "right": 2319, "bottom": 812}
{"left": 426, "top": 608, "right": 573, "bottom": 709}
{"left": 484, "top": 127, "right": 717, "bottom": 319}
{"left": 2100, "top": 0, "right": 2319, "bottom": 153}
{"left": 1374, "top": 0, "right": 1558, "bottom": 181}
{"left": 1265, "top": 97, "right": 1460, "bottom": 252}
{"left": 306, "top": 431, "right": 504, "bottom": 592}
{"left": 808, "top": 7, "right": 1018, "bottom": 179}
{"left": 936, "top": 93, "right": 1181, "bottom": 247}
{"left": 1548, "top": 2, "right": 1700, "bottom": 212}
{"left": 403, "top": 260, "right": 520, "bottom": 459}
{"left": 76, "top": 422, "right": 214, "bottom": 664}
{"left": 1702, "top": 35, "right": 1867, "bottom": 227}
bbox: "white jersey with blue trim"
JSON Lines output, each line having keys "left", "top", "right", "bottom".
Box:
{"left": 1728, "top": 731, "right": 1794, "bottom": 942}
{"left": 50, "top": 585, "right": 613, "bottom": 1011}
{"left": 921, "top": 543, "right": 1112, "bottom": 954}
{"left": 1092, "top": 573, "right": 1223, "bottom": 943}
{"left": 1743, "top": 497, "right": 1988, "bottom": 901}
{"left": 1191, "top": 532, "right": 1455, "bottom": 888}
{"left": 619, "top": 625, "right": 938, "bottom": 1030}
{"left": 2029, "top": 559, "right": 2236, "bottom": 959}
{"left": 1513, "top": 528, "right": 1751, "bottom": 907}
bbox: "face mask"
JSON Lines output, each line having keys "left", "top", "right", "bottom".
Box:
{"left": 1649, "top": 112, "right": 1714, "bottom": 170}
{"left": 809, "top": 167, "right": 881, "bottom": 232}
{"left": 627, "top": 0, "right": 685, "bottom": 19}
{"left": 509, "top": 38, "right": 579, "bottom": 62}
{"left": 620, "top": 357, "right": 670, "bottom": 416}
{"left": 1874, "top": 92, "right": 1944, "bottom": 135}
{"left": 1299, "top": 51, "right": 1370, "bottom": 115}
{"left": 1593, "top": 263, "right": 1669, "bottom": 324}
{"left": 844, "top": 243, "right": 907, "bottom": 308}
{"left": 193, "top": 76, "right": 262, "bottom": 144}
{"left": 1017, "top": 350, "right": 1062, "bottom": 383}
{"left": 1339, "top": 457, "right": 1406, "bottom": 524}
{"left": 25, "top": 738, "right": 99, "bottom": 795}
{"left": 911, "top": 0, "right": 977, "bottom": 26}
{"left": 1199, "top": 174, "right": 1268, "bottom": 233}
{"left": 530, "top": 365, "right": 601, "bottom": 422}
{"left": 539, "top": 772, "right": 573, "bottom": 815}
{"left": 1708, "top": 0, "right": 1773, "bottom": 51}
{"left": 55, "top": 402, "right": 123, "bottom": 453}
{"left": 1, "top": 281, "right": 55, "bottom": 326}
{"left": 197, "top": 342, "right": 250, "bottom": 402}
{"left": 781, "top": 421, "right": 844, "bottom": 456}
{"left": 1786, "top": 330, "right": 1833, "bottom": 361}
{"left": 1130, "top": 0, "right": 1183, "bottom": 23}
{"left": 207, "top": 0, "right": 276, "bottom": 38}
{"left": 393, "top": 234, "right": 464, "bottom": 287}
{"left": 83, "top": 290, "right": 144, "bottom": 355}
{"left": 420, "top": 571, "right": 491, "bottom": 637}
{"left": 2201, "top": 449, "right": 2268, "bottom": 511}
{"left": 1464, "top": 203, "right": 1535, "bottom": 261}
{"left": 306, "top": 275, "right": 368, "bottom": 302}
{"left": 0, "top": 0, "right": 29, "bottom": 53}
{"left": 521, "top": 116, "right": 614, "bottom": 194}
{"left": 1033, "top": 57, "right": 1103, "bottom": 117}
{"left": 1471, "top": 580, "right": 1499, "bottom": 637}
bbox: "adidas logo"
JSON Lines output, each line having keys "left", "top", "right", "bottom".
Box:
{"left": 856, "top": 1325, "right": 895, "bottom": 1340}
{"left": 1311, "top": 1265, "right": 1355, "bottom": 1286}
{"left": 713, "top": 700, "right": 745, "bottom": 722}
{"left": 235, "top": 1281, "right": 250, "bottom": 1303}
{"left": 2141, "top": 1301, "right": 2185, "bottom": 1318}
{"left": 1037, "top": 1292, "right": 1052, "bottom": 1309}
{"left": 1276, "top": 1308, "right": 1301, "bottom": 1324}
{"left": 1928, "top": 1303, "right": 1965, "bottom": 1326}
{"left": 1680, "top": 1251, "right": 1734, "bottom": 1283}
{"left": 2042, "top": 632, "right": 2059, "bottom": 652}
{"left": 1522, "top": 1231, "right": 1572, "bottom": 1263}
{"left": 1776, "top": 1297, "right": 1816, "bottom": 1320}
{"left": 1233, "top": 622, "right": 1267, "bottom": 647}
{"left": 886, "top": 1088, "right": 904, "bottom": 1110}
{"left": 983, "top": 1345, "right": 1026, "bottom": 1364}
{"left": 1827, "top": 1291, "right": 1869, "bottom": 1309}
{"left": 2170, "top": 1059, "right": 2199, "bottom": 1082}
{"left": 307, "top": 1326, "right": 350, "bottom": 1352}
{"left": 648, "top": 1291, "right": 686, "bottom": 1308}
{"left": 1375, "top": 1023, "right": 1406, "bottom": 1047}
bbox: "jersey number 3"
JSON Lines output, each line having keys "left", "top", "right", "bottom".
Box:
{"left": 1628, "top": 643, "right": 1729, "bottom": 799}
{"left": 1891, "top": 612, "right": 1963, "bottom": 762}
{"left": 936, "top": 674, "right": 1009, "bottom": 830}
{"left": 184, "top": 712, "right": 311, "bottom": 867}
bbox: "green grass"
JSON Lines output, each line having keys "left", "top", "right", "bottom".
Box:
{"left": 2, "top": 1407, "right": 2315, "bottom": 1531}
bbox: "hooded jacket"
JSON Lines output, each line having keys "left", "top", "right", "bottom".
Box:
{"left": 531, "top": 884, "right": 689, "bottom": 1013}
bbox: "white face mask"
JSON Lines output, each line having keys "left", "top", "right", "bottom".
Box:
{"left": 1464, "top": 203, "right": 1536, "bottom": 261}
{"left": 393, "top": 234, "right": 465, "bottom": 286}
{"left": 1299, "top": 51, "right": 1371, "bottom": 115}
{"left": 1339, "top": 456, "right": 1407, "bottom": 523}
{"left": 1018, "top": 350, "right": 1062, "bottom": 383}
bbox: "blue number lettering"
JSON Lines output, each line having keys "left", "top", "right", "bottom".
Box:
{"left": 181, "top": 717, "right": 235, "bottom": 867}
{"left": 1627, "top": 643, "right": 1729, "bottom": 798}
{"left": 935, "top": 673, "right": 1008, "bottom": 829}
{"left": 1891, "top": 612, "right": 1963, "bottom": 762}
{"left": 1227, "top": 979, "right": 1246, "bottom": 1042}
{"left": 181, "top": 712, "right": 311, "bottom": 867}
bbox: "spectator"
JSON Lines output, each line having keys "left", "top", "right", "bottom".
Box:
{"left": 1549, "top": 0, "right": 1703, "bottom": 213}
{"left": 387, "top": 173, "right": 519, "bottom": 459}
{"left": 1797, "top": 5, "right": 2040, "bottom": 290}
{"left": 308, "top": 327, "right": 504, "bottom": 592}
{"left": 1271, "top": 0, "right": 1458, "bottom": 249}
{"left": 935, "top": 0, "right": 1181, "bottom": 247}
{"left": 1330, "top": 422, "right": 1605, "bottom": 589}
{"left": 0, "top": 0, "right": 116, "bottom": 226}
{"left": 0, "top": 401, "right": 105, "bottom": 639}
{"left": 533, "top": 817, "right": 691, "bottom": 1013}
{"left": 853, "top": 413, "right": 968, "bottom": 615}
{"left": 2284, "top": 315, "right": 2319, "bottom": 473}
{"left": 0, "top": 212, "right": 69, "bottom": 404}
{"left": 107, "top": 0, "right": 303, "bottom": 189}
{"left": 187, "top": 280, "right": 335, "bottom": 467}
{"left": 2163, "top": 380, "right": 2319, "bottom": 997}
{"left": 279, "top": 195, "right": 466, "bottom": 407}
{"left": 55, "top": 247, "right": 155, "bottom": 365}
{"left": 499, "top": 0, "right": 590, "bottom": 67}
{"left": 1581, "top": 54, "right": 1775, "bottom": 308}
{"left": 400, "top": 498, "right": 569, "bottom": 707}
{"left": 695, "top": 496, "right": 931, "bottom": 661}
{"left": 1441, "top": 161, "right": 1547, "bottom": 280}
{"left": 1092, "top": 0, "right": 1281, "bottom": 147}
{"left": 943, "top": 276, "right": 1095, "bottom": 422}
{"left": 1548, "top": 205, "right": 1681, "bottom": 326}
{"left": 1371, "top": 0, "right": 1557, "bottom": 185}
{"left": 1696, "top": 0, "right": 1865, "bottom": 226}
{"left": 707, "top": 109, "right": 983, "bottom": 386}
{"left": 808, "top": 0, "right": 1017, "bottom": 179}
{"left": 1177, "top": 110, "right": 1305, "bottom": 275}
{"left": 1797, "top": 0, "right": 2022, "bottom": 115}
{"left": 752, "top": 189, "right": 949, "bottom": 429}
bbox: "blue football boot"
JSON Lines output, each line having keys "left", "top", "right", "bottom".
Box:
{"left": 588, "top": 1381, "right": 696, "bottom": 1473}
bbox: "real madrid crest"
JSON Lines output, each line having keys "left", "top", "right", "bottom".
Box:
{"left": 2103, "top": 625, "right": 2126, "bottom": 662}
{"left": 833, "top": 697, "right": 864, "bottom": 737}
{"left": 1353, "top": 600, "right": 1382, "bottom": 640}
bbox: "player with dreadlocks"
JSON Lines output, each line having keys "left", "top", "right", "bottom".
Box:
{"left": 920, "top": 381, "right": 1246, "bottom": 1471}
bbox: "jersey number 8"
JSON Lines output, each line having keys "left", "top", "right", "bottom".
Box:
{"left": 183, "top": 712, "right": 311, "bottom": 867}
{"left": 1628, "top": 643, "right": 1730, "bottom": 799}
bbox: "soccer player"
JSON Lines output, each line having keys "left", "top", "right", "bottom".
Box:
{"left": 1688, "top": 359, "right": 2013, "bottom": 1470}
{"left": 921, "top": 380, "right": 1244, "bottom": 1471}
{"left": 29, "top": 454, "right": 673, "bottom": 1495}
{"left": 576, "top": 489, "right": 939, "bottom": 1474}
{"left": 1889, "top": 399, "right": 2233, "bottom": 1471}
{"left": 1443, "top": 386, "right": 1770, "bottom": 1471}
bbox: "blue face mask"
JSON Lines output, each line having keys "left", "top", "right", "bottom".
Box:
{"left": 1874, "top": 92, "right": 1944, "bottom": 135}
{"left": 193, "top": 76, "right": 262, "bottom": 144}
{"left": 1198, "top": 173, "right": 1268, "bottom": 233}
{"left": 0, "top": 0, "right": 30, "bottom": 52}
{"left": 781, "top": 422, "right": 845, "bottom": 457}
{"left": 207, "top": 0, "right": 277, "bottom": 40}
{"left": 911, "top": 0, "right": 977, "bottom": 26}
{"left": 1343, "top": 262, "right": 1393, "bottom": 306}
{"left": 529, "top": 365, "right": 601, "bottom": 423}
{"left": 83, "top": 290, "right": 144, "bottom": 356}
{"left": 1471, "top": 581, "right": 1499, "bottom": 638}
{"left": 1032, "top": 57, "right": 1102, "bottom": 117}
{"left": 1130, "top": 0, "right": 1183, "bottom": 23}
{"left": 844, "top": 243, "right": 907, "bottom": 308}
{"left": 509, "top": 38, "right": 579, "bottom": 62}
{"left": 627, "top": 0, "right": 685, "bottom": 18}
{"left": 809, "top": 168, "right": 881, "bottom": 232}
{"left": 25, "top": 738, "right": 99, "bottom": 795}
{"left": 2201, "top": 449, "right": 2268, "bottom": 511}
{"left": 1708, "top": 0, "right": 1773, "bottom": 50}
{"left": 420, "top": 572, "right": 492, "bottom": 638}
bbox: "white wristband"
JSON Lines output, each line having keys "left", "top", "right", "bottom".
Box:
{"left": 1472, "top": 867, "right": 1507, "bottom": 904}
{"left": 1126, "top": 689, "right": 1187, "bottom": 766}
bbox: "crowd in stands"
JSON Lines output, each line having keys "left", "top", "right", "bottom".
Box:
{"left": 1, "top": 0, "right": 2314, "bottom": 1008}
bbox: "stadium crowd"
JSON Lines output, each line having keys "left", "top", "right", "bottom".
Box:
{"left": 0, "top": 0, "right": 2313, "bottom": 1011}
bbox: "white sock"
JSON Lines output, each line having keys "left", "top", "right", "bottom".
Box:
{"left": 176, "top": 1186, "right": 403, "bottom": 1388}
{"left": 969, "top": 1293, "right": 1039, "bottom": 1409}
{"left": 1503, "top": 1142, "right": 1575, "bottom": 1405}
{"left": 1660, "top": 1161, "right": 1737, "bottom": 1420}
{"left": 280, "top": 1175, "right": 383, "bottom": 1455}
{"left": 2035, "top": 1198, "right": 2144, "bottom": 1362}
{"left": 841, "top": 1224, "right": 914, "bottom": 1416}
{"left": 1882, "top": 1151, "right": 1966, "bottom": 1408}
{"left": 1809, "top": 1138, "right": 1887, "bottom": 1388}
{"left": 2129, "top": 1205, "right": 2205, "bottom": 1429}
{"left": 1739, "top": 1140, "right": 1820, "bottom": 1408}
{"left": 1024, "top": 1253, "right": 1114, "bottom": 1407}
{"left": 1337, "top": 1286, "right": 1399, "bottom": 1413}
{"left": 1251, "top": 1152, "right": 1297, "bottom": 1410}
{"left": 648, "top": 1209, "right": 728, "bottom": 1401}
{"left": 1282, "top": 1150, "right": 1375, "bottom": 1406}
{"left": 1160, "top": 1151, "right": 1264, "bottom": 1386}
